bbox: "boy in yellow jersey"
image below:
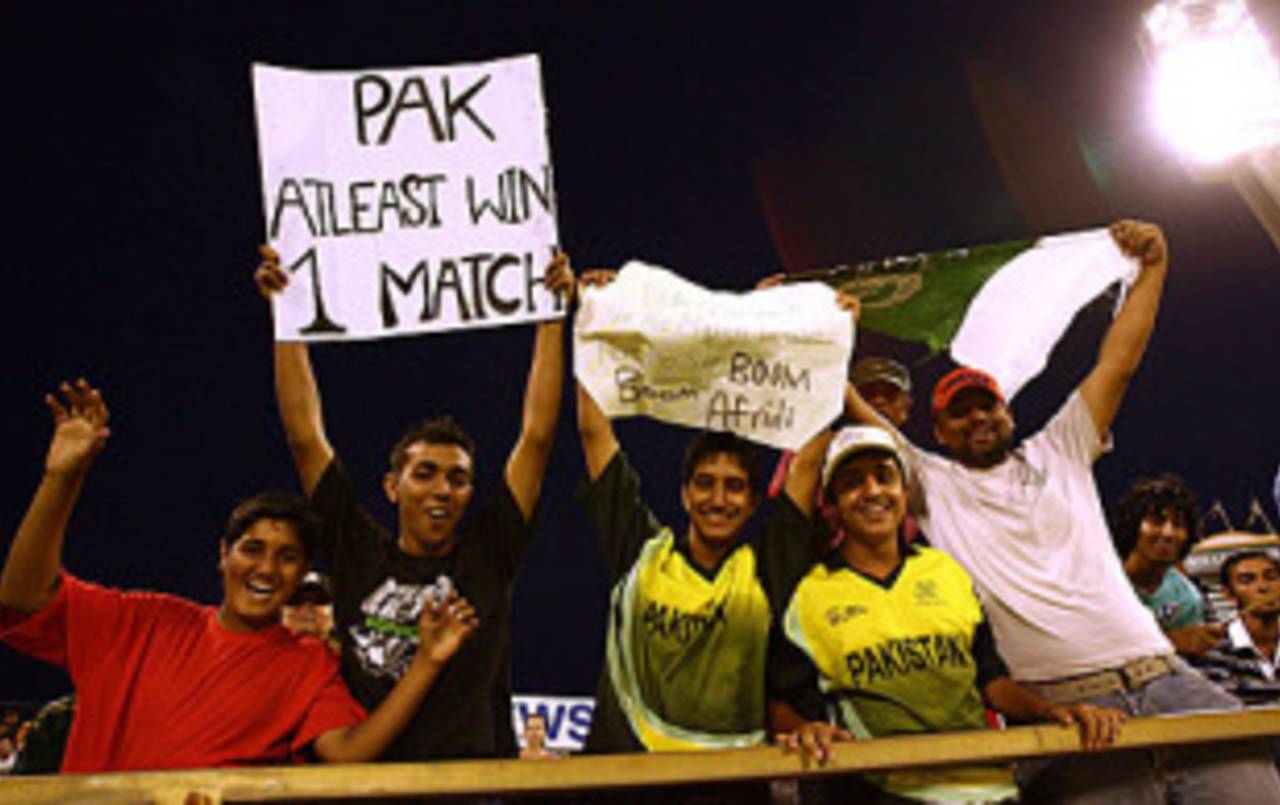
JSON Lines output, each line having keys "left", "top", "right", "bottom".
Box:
{"left": 573, "top": 273, "right": 855, "bottom": 764}
{"left": 772, "top": 425, "right": 1124, "bottom": 802}
{"left": 576, "top": 389, "right": 814, "bottom": 759}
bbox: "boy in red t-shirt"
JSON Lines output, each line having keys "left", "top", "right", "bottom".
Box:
{"left": 0, "top": 378, "right": 478, "bottom": 772}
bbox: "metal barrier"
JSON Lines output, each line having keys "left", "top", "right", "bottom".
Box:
{"left": 1, "top": 708, "right": 1277, "bottom": 804}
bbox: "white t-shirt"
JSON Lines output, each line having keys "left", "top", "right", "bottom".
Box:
{"left": 904, "top": 391, "right": 1171, "bottom": 681}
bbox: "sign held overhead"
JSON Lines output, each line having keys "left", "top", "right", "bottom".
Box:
{"left": 253, "top": 55, "right": 562, "bottom": 342}
{"left": 575, "top": 264, "right": 855, "bottom": 451}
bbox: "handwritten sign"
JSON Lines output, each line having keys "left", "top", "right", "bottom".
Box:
{"left": 575, "top": 263, "right": 854, "bottom": 450}
{"left": 252, "top": 55, "right": 562, "bottom": 341}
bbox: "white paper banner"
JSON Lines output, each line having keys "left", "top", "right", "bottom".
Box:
{"left": 574, "top": 263, "right": 854, "bottom": 450}
{"left": 253, "top": 55, "right": 562, "bottom": 341}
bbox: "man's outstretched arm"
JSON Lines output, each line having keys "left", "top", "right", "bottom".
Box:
{"left": 257, "top": 246, "right": 335, "bottom": 495}
{"left": 983, "top": 678, "right": 1125, "bottom": 752}
{"left": 0, "top": 380, "right": 111, "bottom": 613}
{"left": 504, "top": 252, "right": 574, "bottom": 520}
{"left": 1078, "top": 220, "right": 1169, "bottom": 438}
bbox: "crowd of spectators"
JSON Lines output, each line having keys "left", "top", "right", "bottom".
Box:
{"left": 1, "top": 222, "right": 1278, "bottom": 805}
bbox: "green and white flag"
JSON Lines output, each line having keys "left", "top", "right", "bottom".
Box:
{"left": 824, "top": 228, "right": 1139, "bottom": 398}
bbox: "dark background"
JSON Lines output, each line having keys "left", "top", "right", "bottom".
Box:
{"left": 1, "top": 1, "right": 1277, "bottom": 704}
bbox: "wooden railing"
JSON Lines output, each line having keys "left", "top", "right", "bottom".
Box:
{"left": 1, "top": 708, "right": 1278, "bottom": 804}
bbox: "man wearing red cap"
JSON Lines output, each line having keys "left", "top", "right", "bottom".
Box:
{"left": 847, "top": 220, "right": 1280, "bottom": 802}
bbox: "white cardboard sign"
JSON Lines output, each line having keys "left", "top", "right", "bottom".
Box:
{"left": 253, "top": 55, "right": 562, "bottom": 341}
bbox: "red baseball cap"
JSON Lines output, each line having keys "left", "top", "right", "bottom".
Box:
{"left": 932, "top": 367, "right": 1004, "bottom": 415}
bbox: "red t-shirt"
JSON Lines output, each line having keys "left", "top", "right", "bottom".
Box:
{"left": 0, "top": 573, "right": 366, "bottom": 772}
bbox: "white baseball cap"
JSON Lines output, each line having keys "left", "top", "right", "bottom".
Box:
{"left": 821, "top": 425, "right": 908, "bottom": 490}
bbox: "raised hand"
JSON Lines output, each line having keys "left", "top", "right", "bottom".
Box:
{"left": 1243, "top": 592, "right": 1280, "bottom": 618}
{"left": 577, "top": 268, "right": 618, "bottom": 297}
{"left": 417, "top": 590, "right": 479, "bottom": 664}
{"left": 756, "top": 272, "right": 787, "bottom": 290}
{"left": 835, "top": 290, "right": 861, "bottom": 324}
{"left": 1110, "top": 219, "right": 1167, "bottom": 270}
{"left": 544, "top": 250, "right": 576, "bottom": 302}
{"left": 255, "top": 244, "right": 289, "bottom": 299}
{"left": 43, "top": 379, "right": 111, "bottom": 478}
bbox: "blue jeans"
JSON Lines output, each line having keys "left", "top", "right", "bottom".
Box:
{"left": 1018, "top": 658, "right": 1280, "bottom": 803}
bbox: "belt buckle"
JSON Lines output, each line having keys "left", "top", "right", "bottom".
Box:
{"left": 1089, "top": 670, "right": 1125, "bottom": 698}
{"left": 1052, "top": 670, "right": 1122, "bottom": 702}
{"left": 1120, "top": 656, "right": 1169, "bottom": 689}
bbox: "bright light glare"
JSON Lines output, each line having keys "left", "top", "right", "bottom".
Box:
{"left": 1144, "top": 0, "right": 1280, "bottom": 164}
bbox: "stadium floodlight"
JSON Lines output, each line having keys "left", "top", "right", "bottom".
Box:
{"left": 1142, "top": 0, "right": 1280, "bottom": 165}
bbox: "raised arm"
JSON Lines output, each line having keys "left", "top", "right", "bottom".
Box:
{"left": 780, "top": 289, "right": 861, "bottom": 514}
{"left": 832, "top": 293, "right": 900, "bottom": 433}
{"left": 574, "top": 270, "right": 623, "bottom": 481}
{"left": 504, "top": 251, "right": 573, "bottom": 520}
{"left": 0, "top": 380, "right": 111, "bottom": 613}
{"left": 782, "top": 429, "right": 834, "bottom": 518}
{"left": 312, "top": 589, "right": 478, "bottom": 762}
{"left": 577, "top": 382, "right": 620, "bottom": 483}
{"left": 843, "top": 380, "right": 893, "bottom": 430}
{"left": 1078, "top": 220, "right": 1169, "bottom": 437}
{"left": 256, "top": 246, "right": 335, "bottom": 495}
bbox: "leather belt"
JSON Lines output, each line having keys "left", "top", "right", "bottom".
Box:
{"left": 1026, "top": 656, "right": 1175, "bottom": 704}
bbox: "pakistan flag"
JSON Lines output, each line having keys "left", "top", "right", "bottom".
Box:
{"left": 820, "top": 228, "right": 1140, "bottom": 398}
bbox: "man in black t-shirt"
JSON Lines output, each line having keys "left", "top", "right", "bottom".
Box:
{"left": 255, "top": 247, "right": 573, "bottom": 761}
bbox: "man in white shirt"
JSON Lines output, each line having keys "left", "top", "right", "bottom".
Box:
{"left": 847, "top": 220, "right": 1280, "bottom": 802}
{"left": 1196, "top": 551, "right": 1280, "bottom": 706}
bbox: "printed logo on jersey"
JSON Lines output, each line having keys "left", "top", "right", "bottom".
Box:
{"left": 1013, "top": 458, "right": 1046, "bottom": 489}
{"left": 824, "top": 604, "right": 869, "bottom": 627}
{"left": 351, "top": 575, "right": 455, "bottom": 679}
{"left": 640, "top": 600, "right": 727, "bottom": 646}
{"left": 843, "top": 632, "right": 971, "bottom": 688}
{"left": 913, "top": 579, "right": 943, "bottom": 606}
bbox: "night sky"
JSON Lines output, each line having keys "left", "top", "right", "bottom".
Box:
{"left": 1, "top": 1, "right": 1277, "bottom": 704}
